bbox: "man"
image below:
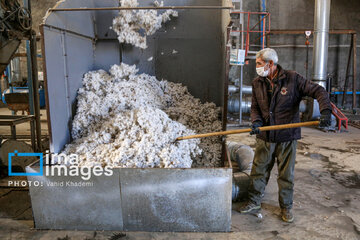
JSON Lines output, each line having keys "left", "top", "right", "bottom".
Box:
{"left": 239, "top": 48, "right": 332, "bottom": 223}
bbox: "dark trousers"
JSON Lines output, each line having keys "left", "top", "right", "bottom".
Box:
{"left": 248, "top": 138, "right": 297, "bottom": 209}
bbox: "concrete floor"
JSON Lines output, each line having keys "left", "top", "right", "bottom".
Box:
{"left": 0, "top": 107, "right": 359, "bottom": 239}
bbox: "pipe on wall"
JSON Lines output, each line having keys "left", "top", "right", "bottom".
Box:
{"left": 312, "top": 0, "right": 331, "bottom": 88}
{"left": 228, "top": 98, "right": 321, "bottom": 120}
{"left": 228, "top": 84, "right": 252, "bottom": 94}
{"left": 228, "top": 95, "right": 251, "bottom": 114}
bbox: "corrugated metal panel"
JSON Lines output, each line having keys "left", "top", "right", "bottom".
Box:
{"left": 43, "top": 26, "right": 94, "bottom": 153}
{"left": 43, "top": 28, "right": 71, "bottom": 153}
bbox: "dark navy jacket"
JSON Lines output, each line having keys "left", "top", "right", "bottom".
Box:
{"left": 251, "top": 65, "right": 332, "bottom": 143}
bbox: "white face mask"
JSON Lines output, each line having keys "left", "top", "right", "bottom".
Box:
{"left": 256, "top": 64, "right": 269, "bottom": 77}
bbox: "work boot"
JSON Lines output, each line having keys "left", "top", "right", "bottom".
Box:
{"left": 238, "top": 201, "right": 261, "bottom": 213}
{"left": 281, "top": 208, "right": 294, "bottom": 223}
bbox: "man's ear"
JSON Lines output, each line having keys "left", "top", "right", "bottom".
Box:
{"left": 269, "top": 60, "right": 274, "bottom": 68}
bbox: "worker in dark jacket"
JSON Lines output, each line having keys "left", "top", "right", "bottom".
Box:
{"left": 239, "top": 48, "right": 332, "bottom": 223}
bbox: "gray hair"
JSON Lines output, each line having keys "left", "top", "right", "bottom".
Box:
{"left": 256, "top": 48, "right": 278, "bottom": 65}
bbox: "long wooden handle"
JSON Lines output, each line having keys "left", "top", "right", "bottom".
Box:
{"left": 176, "top": 121, "right": 320, "bottom": 141}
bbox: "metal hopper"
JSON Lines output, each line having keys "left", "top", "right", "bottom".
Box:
{"left": 26, "top": 0, "right": 232, "bottom": 232}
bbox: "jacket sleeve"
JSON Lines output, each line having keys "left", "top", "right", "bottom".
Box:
{"left": 250, "top": 81, "right": 263, "bottom": 123}
{"left": 296, "top": 73, "right": 332, "bottom": 113}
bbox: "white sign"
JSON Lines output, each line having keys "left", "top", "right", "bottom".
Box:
{"left": 230, "top": 49, "right": 246, "bottom": 65}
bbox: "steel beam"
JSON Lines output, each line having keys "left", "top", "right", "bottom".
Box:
{"left": 268, "top": 29, "right": 356, "bottom": 35}
{"left": 30, "top": 31, "right": 42, "bottom": 151}
{"left": 353, "top": 33, "right": 357, "bottom": 109}
{"left": 342, "top": 34, "right": 353, "bottom": 107}
{"left": 49, "top": 6, "right": 233, "bottom": 12}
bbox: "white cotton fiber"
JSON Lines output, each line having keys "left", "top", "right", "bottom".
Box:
{"left": 65, "top": 63, "right": 222, "bottom": 168}
{"left": 112, "top": 0, "right": 178, "bottom": 49}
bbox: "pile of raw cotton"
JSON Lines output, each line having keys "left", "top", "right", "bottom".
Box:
{"left": 63, "top": 63, "right": 222, "bottom": 168}
{"left": 112, "top": 0, "right": 178, "bottom": 49}
{"left": 63, "top": 107, "right": 201, "bottom": 168}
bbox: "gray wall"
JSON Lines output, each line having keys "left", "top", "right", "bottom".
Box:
{"left": 230, "top": 0, "right": 360, "bottom": 107}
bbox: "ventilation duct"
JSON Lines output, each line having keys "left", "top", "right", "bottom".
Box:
{"left": 312, "top": 0, "right": 331, "bottom": 88}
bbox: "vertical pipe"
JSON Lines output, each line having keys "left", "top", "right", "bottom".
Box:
{"left": 24, "top": 0, "right": 33, "bottom": 115}
{"left": 306, "top": 44, "right": 309, "bottom": 80}
{"left": 353, "top": 33, "right": 357, "bottom": 109}
{"left": 245, "top": 13, "right": 250, "bottom": 56}
{"left": 312, "top": 0, "right": 331, "bottom": 88}
{"left": 11, "top": 125, "right": 16, "bottom": 139}
{"left": 239, "top": 0, "right": 244, "bottom": 125}
{"left": 260, "top": 0, "right": 266, "bottom": 47}
{"left": 30, "top": 119, "right": 36, "bottom": 151}
{"left": 23, "top": 0, "right": 38, "bottom": 150}
{"left": 239, "top": 65, "right": 243, "bottom": 124}
{"left": 40, "top": 24, "right": 53, "bottom": 151}
{"left": 262, "top": 18, "right": 266, "bottom": 48}
{"left": 6, "top": 65, "right": 12, "bottom": 93}
{"left": 26, "top": 40, "right": 35, "bottom": 114}
{"left": 5, "top": 66, "right": 15, "bottom": 115}
{"left": 223, "top": 27, "right": 231, "bottom": 132}
{"left": 240, "top": 0, "right": 244, "bottom": 51}
{"left": 30, "top": 31, "right": 42, "bottom": 151}
{"left": 222, "top": 26, "right": 231, "bottom": 167}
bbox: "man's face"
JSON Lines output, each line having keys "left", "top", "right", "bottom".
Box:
{"left": 256, "top": 58, "right": 267, "bottom": 68}
{"left": 256, "top": 58, "right": 273, "bottom": 71}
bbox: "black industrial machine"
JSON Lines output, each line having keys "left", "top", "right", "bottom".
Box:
{"left": 0, "top": 0, "right": 32, "bottom": 73}
{"left": 0, "top": 0, "right": 41, "bottom": 159}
